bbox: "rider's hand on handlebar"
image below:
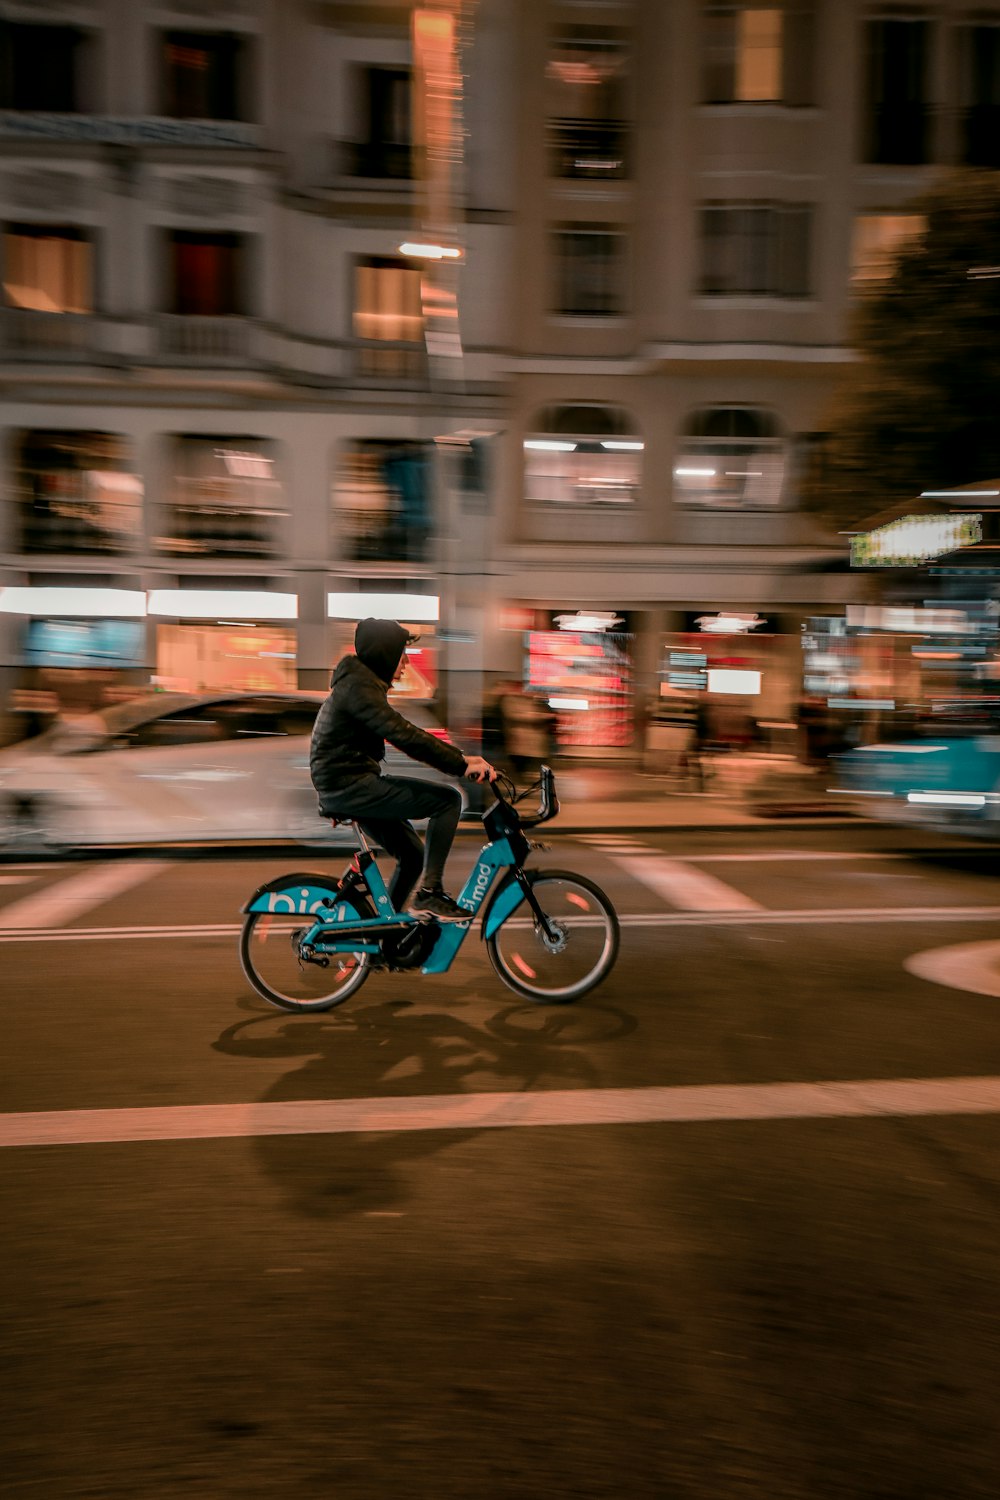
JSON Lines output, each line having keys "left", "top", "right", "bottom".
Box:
{"left": 463, "top": 755, "right": 497, "bottom": 783}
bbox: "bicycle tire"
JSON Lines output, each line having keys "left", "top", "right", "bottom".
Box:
{"left": 239, "top": 895, "right": 373, "bottom": 1012}
{"left": 485, "top": 868, "right": 619, "bottom": 1003}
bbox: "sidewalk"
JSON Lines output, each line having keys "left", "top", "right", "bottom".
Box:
{"left": 538, "top": 755, "right": 855, "bottom": 832}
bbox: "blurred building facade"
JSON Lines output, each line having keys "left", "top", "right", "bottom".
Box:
{"left": 0, "top": 0, "right": 992, "bottom": 747}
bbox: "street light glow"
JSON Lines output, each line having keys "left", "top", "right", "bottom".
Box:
{"left": 398, "top": 242, "right": 463, "bottom": 260}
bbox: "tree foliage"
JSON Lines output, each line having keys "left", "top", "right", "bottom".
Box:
{"left": 804, "top": 170, "right": 1000, "bottom": 531}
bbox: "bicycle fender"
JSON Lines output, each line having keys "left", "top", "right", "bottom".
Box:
{"left": 242, "top": 872, "right": 340, "bottom": 916}
{"left": 481, "top": 868, "right": 526, "bottom": 941}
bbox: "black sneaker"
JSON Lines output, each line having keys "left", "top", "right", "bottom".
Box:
{"left": 410, "top": 887, "right": 469, "bottom": 923}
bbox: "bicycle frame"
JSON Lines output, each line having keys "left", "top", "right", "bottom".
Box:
{"left": 242, "top": 769, "right": 557, "bottom": 975}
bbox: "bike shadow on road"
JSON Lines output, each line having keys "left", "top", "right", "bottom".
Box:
{"left": 211, "top": 995, "right": 638, "bottom": 1221}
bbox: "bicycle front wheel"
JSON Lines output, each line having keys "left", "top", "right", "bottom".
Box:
{"left": 240, "top": 898, "right": 373, "bottom": 1012}
{"left": 485, "top": 869, "right": 619, "bottom": 1003}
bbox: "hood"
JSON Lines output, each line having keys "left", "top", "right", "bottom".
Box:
{"left": 346, "top": 618, "right": 410, "bottom": 686}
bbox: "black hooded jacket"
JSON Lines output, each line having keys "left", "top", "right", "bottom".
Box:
{"left": 309, "top": 619, "right": 467, "bottom": 808}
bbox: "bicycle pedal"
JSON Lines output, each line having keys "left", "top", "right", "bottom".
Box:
{"left": 529, "top": 840, "right": 551, "bottom": 851}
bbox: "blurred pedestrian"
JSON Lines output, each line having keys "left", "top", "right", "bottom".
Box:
{"left": 500, "top": 682, "right": 552, "bottom": 779}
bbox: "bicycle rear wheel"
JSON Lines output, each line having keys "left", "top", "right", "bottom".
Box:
{"left": 240, "top": 896, "right": 373, "bottom": 1012}
{"left": 485, "top": 869, "right": 619, "bottom": 1003}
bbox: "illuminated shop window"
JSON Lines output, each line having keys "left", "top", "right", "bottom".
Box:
{"left": 524, "top": 405, "right": 642, "bottom": 506}
{"left": 674, "top": 407, "right": 785, "bottom": 508}
{"left": 332, "top": 439, "right": 432, "bottom": 562}
{"left": 851, "top": 213, "right": 924, "bottom": 285}
{"left": 14, "top": 430, "right": 141, "bottom": 554}
{"left": 703, "top": 3, "right": 814, "bottom": 106}
{"left": 3, "top": 224, "right": 92, "bottom": 313}
{"left": 157, "top": 436, "right": 285, "bottom": 558}
{"left": 546, "top": 26, "right": 629, "bottom": 179}
{"left": 354, "top": 256, "right": 424, "bottom": 376}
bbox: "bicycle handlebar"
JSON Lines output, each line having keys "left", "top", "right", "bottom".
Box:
{"left": 491, "top": 764, "right": 559, "bottom": 828}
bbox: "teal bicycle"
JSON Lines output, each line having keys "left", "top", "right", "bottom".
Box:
{"left": 239, "top": 767, "right": 619, "bottom": 1011}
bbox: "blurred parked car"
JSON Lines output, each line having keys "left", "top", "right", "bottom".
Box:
{"left": 0, "top": 690, "right": 483, "bottom": 856}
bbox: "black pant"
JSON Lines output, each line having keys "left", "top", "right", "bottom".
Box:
{"left": 321, "top": 774, "right": 463, "bottom": 909}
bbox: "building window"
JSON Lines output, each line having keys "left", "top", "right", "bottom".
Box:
{"left": 343, "top": 66, "right": 412, "bottom": 178}
{"left": 0, "top": 23, "right": 85, "bottom": 111}
{"left": 851, "top": 213, "right": 925, "bottom": 285}
{"left": 956, "top": 19, "right": 1000, "bottom": 167}
{"left": 353, "top": 256, "right": 424, "bottom": 376}
{"left": 863, "top": 17, "right": 930, "bottom": 165}
{"left": 161, "top": 30, "right": 250, "bottom": 121}
{"left": 546, "top": 26, "right": 629, "bottom": 179}
{"left": 156, "top": 437, "right": 285, "bottom": 558}
{"left": 3, "top": 225, "right": 92, "bottom": 313}
{"left": 674, "top": 407, "right": 785, "bottom": 508}
{"left": 524, "top": 405, "right": 642, "bottom": 505}
{"left": 703, "top": 3, "right": 814, "bottom": 106}
{"left": 166, "top": 231, "right": 249, "bottom": 315}
{"left": 332, "top": 440, "right": 432, "bottom": 562}
{"left": 553, "top": 228, "right": 626, "bottom": 317}
{"left": 14, "top": 431, "right": 142, "bottom": 554}
{"left": 699, "top": 202, "right": 812, "bottom": 297}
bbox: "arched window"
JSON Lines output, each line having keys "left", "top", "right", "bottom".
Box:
{"left": 674, "top": 407, "right": 785, "bottom": 508}
{"left": 524, "top": 404, "right": 642, "bottom": 505}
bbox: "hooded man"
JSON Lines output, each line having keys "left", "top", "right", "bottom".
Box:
{"left": 309, "top": 619, "right": 495, "bottom": 922}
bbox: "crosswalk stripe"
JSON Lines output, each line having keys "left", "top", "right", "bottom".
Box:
{"left": 605, "top": 853, "right": 763, "bottom": 911}
{"left": 0, "top": 860, "right": 168, "bottom": 930}
{"left": 5, "top": 1075, "right": 1000, "bottom": 1148}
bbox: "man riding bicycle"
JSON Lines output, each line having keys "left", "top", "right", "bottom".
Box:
{"left": 309, "top": 618, "right": 495, "bottom": 923}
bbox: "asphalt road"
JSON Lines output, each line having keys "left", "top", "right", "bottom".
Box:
{"left": 5, "top": 824, "right": 1000, "bottom": 1499}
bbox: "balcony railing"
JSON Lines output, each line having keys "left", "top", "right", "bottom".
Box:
{"left": 155, "top": 315, "right": 252, "bottom": 363}
{"left": 0, "top": 308, "right": 95, "bottom": 357}
{"left": 548, "top": 118, "right": 629, "bottom": 180}
{"left": 354, "top": 340, "right": 426, "bottom": 380}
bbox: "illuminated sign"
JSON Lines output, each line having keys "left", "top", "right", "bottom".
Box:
{"left": 851, "top": 513, "right": 982, "bottom": 567}
{"left": 696, "top": 612, "right": 766, "bottom": 634}
{"left": 327, "top": 593, "right": 439, "bottom": 622}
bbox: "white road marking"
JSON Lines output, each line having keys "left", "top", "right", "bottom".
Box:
{"left": 606, "top": 854, "right": 763, "bottom": 911}
{"left": 905, "top": 939, "right": 1000, "bottom": 999}
{"left": 4, "top": 906, "right": 1000, "bottom": 944}
{"left": 0, "top": 860, "right": 167, "bottom": 931}
{"left": 0, "top": 863, "right": 66, "bottom": 871}
{"left": 5, "top": 1075, "right": 1000, "bottom": 1148}
{"left": 687, "top": 851, "right": 914, "bottom": 863}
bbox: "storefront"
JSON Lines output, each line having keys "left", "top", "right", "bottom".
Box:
{"left": 523, "top": 611, "right": 635, "bottom": 753}
{"left": 154, "top": 621, "right": 298, "bottom": 693}
{"left": 658, "top": 613, "right": 800, "bottom": 751}
{"left": 0, "top": 586, "right": 149, "bottom": 718}
{"left": 148, "top": 589, "right": 300, "bottom": 695}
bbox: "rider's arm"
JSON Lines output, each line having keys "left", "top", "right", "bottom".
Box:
{"left": 350, "top": 685, "right": 470, "bottom": 777}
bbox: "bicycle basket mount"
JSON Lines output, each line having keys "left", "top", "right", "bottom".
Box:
{"left": 483, "top": 795, "right": 523, "bottom": 844}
